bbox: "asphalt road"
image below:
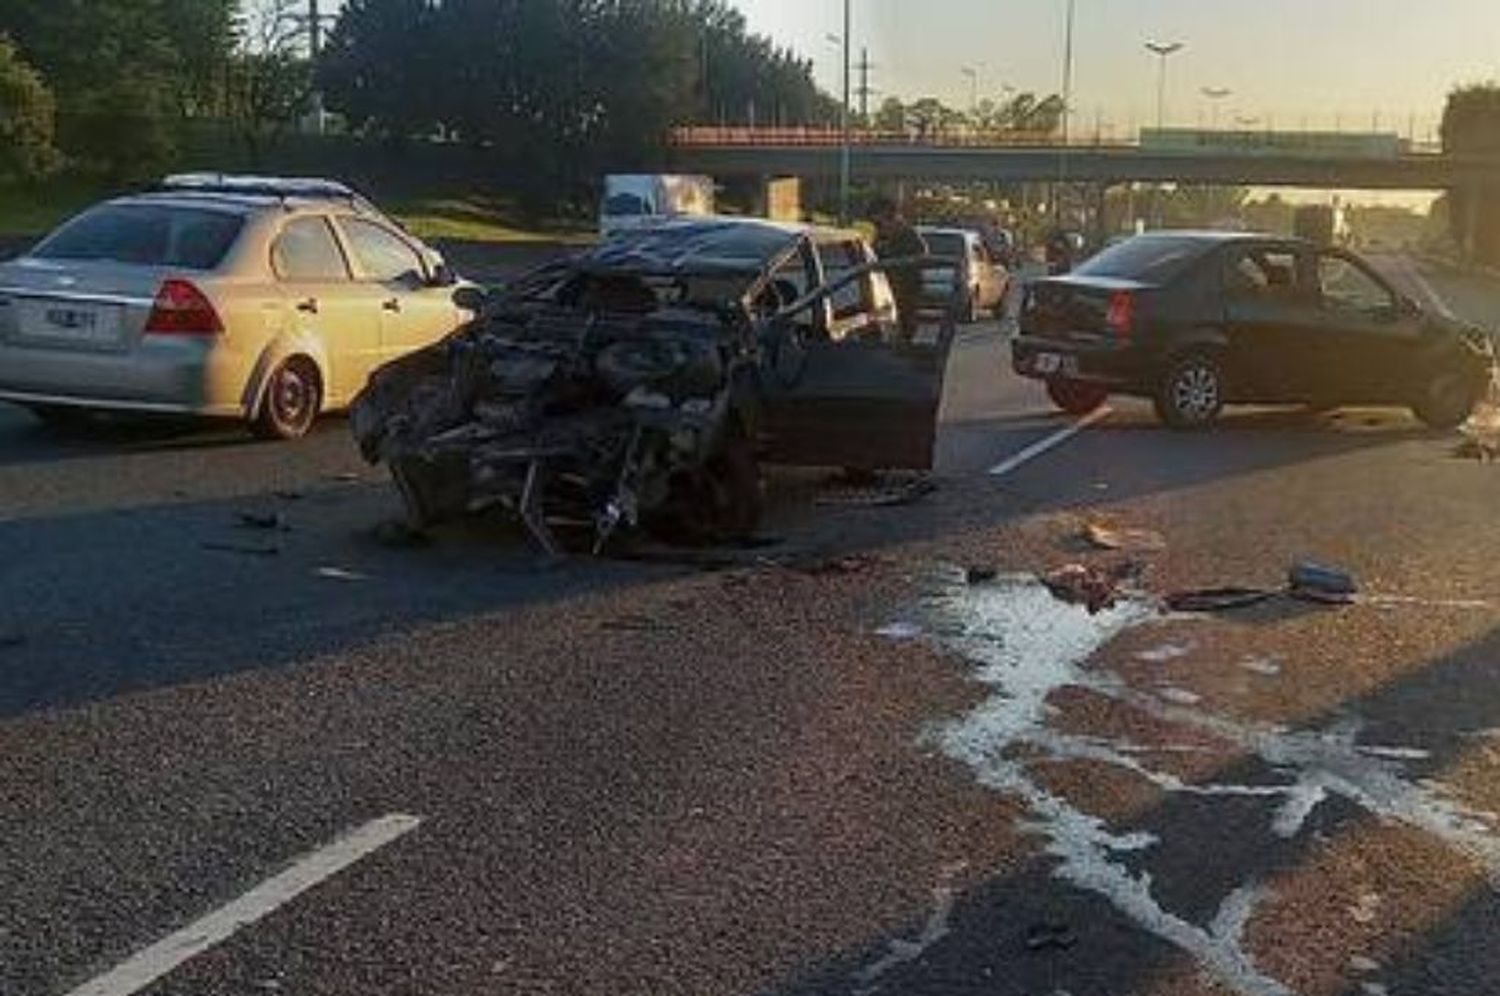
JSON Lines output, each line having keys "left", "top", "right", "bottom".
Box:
{"left": 5, "top": 256, "right": 1500, "bottom": 996}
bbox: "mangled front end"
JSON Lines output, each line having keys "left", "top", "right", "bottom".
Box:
{"left": 351, "top": 305, "right": 754, "bottom": 554}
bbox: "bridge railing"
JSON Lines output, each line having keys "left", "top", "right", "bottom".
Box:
{"left": 667, "top": 125, "right": 1131, "bottom": 149}
{"left": 668, "top": 125, "right": 1451, "bottom": 158}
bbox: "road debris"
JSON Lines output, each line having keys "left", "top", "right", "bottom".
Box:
{"left": 1288, "top": 561, "right": 1358, "bottom": 603}
{"left": 600, "top": 614, "right": 674, "bottom": 633}
{"left": 1164, "top": 587, "right": 1279, "bottom": 613}
{"left": 964, "top": 565, "right": 999, "bottom": 584}
{"left": 369, "top": 520, "right": 432, "bottom": 549}
{"left": 1024, "top": 920, "right": 1078, "bottom": 952}
{"left": 200, "top": 540, "right": 280, "bottom": 557}
{"left": 1083, "top": 521, "right": 1166, "bottom": 553}
{"left": 236, "top": 510, "right": 290, "bottom": 531}
{"left": 316, "top": 566, "right": 369, "bottom": 582}
{"left": 876, "top": 621, "right": 924, "bottom": 640}
{"left": 816, "top": 472, "right": 936, "bottom": 508}
{"left": 1456, "top": 396, "right": 1500, "bottom": 460}
{"left": 1240, "top": 656, "right": 1283, "bottom": 677}
{"left": 1040, "top": 562, "right": 1142, "bottom": 615}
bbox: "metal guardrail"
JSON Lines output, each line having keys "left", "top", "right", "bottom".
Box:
{"left": 668, "top": 126, "right": 1448, "bottom": 158}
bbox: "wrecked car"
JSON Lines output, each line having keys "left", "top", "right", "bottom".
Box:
{"left": 350, "top": 217, "right": 962, "bottom": 553}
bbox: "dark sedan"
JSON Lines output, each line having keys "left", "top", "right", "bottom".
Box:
{"left": 1013, "top": 232, "right": 1493, "bottom": 429}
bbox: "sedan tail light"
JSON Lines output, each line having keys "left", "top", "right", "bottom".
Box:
{"left": 145, "top": 279, "right": 223, "bottom": 335}
{"left": 1105, "top": 291, "right": 1135, "bottom": 337}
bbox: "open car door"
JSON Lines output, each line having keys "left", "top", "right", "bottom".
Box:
{"left": 755, "top": 255, "right": 962, "bottom": 472}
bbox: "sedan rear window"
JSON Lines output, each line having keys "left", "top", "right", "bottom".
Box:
{"left": 923, "top": 233, "right": 966, "bottom": 258}
{"left": 1073, "top": 236, "right": 1205, "bottom": 283}
{"left": 32, "top": 204, "right": 245, "bottom": 270}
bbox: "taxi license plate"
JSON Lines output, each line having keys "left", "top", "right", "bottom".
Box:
{"left": 1034, "top": 352, "right": 1064, "bottom": 375}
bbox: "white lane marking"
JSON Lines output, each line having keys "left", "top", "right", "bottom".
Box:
{"left": 988, "top": 405, "right": 1113, "bottom": 477}
{"left": 65, "top": 814, "right": 422, "bottom": 996}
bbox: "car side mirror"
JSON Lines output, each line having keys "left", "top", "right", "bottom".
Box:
{"left": 429, "top": 262, "right": 459, "bottom": 288}
{"left": 1399, "top": 294, "right": 1422, "bottom": 317}
{"left": 452, "top": 285, "right": 488, "bottom": 313}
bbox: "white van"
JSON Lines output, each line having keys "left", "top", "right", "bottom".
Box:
{"left": 600, "top": 175, "right": 715, "bottom": 236}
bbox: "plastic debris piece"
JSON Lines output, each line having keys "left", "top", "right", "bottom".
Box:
{"left": 1083, "top": 522, "right": 1166, "bottom": 553}
{"left": 1288, "top": 561, "right": 1358, "bottom": 603}
{"left": 370, "top": 520, "right": 432, "bottom": 549}
{"left": 1164, "top": 587, "right": 1278, "bottom": 613}
{"left": 1040, "top": 562, "right": 1142, "bottom": 615}
{"left": 1024, "top": 920, "right": 1078, "bottom": 952}
{"left": 877, "top": 621, "right": 924, "bottom": 640}
{"left": 237, "top": 510, "right": 289, "bottom": 531}
{"left": 201, "top": 541, "right": 280, "bottom": 557}
{"left": 316, "top": 566, "right": 369, "bottom": 581}
{"left": 817, "top": 472, "right": 936, "bottom": 508}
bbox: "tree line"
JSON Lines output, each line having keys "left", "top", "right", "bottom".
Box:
{"left": 0, "top": 0, "right": 834, "bottom": 202}
{"left": 316, "top": 0, "right": 836, "bottom": 203}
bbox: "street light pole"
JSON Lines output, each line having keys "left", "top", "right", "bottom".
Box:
{"left": 1145, "top": 40, "right": 1184, "bottom": 132}
{"left": 1055, "top": 0, "right": 1075, "bottom": 226}
{"left": 1201, "top": 86, "right": 1231, "bottom": 130}
{"left": 839, "top": 0, "right": 852, "bottom": 225}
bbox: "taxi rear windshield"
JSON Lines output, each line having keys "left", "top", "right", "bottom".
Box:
{"left": 32, "top": 204, "right": 246, "bottom": 270}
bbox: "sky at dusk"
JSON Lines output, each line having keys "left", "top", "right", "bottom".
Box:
{"left": 734, "top": 0, "right": 1500, "bottom": 141}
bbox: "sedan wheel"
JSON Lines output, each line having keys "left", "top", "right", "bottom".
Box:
{"left": 1155, "top": 353, "right": 1225, "bottom": 429}
{"left": 1046, "top": 378, "right": 1109, "bottom": 416}
{"left": 1411, "top": 368, "right": 1482, "bottom": 430}
{"left": 252, "top": 358, "right": 322, "bottom": 440}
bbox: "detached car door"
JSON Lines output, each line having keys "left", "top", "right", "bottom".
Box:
{"left": 757, "top": 246, "right": 949, "bottom": 472}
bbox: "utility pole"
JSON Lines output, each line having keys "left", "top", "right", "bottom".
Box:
{"left": 308, "top": 0, "right": 325, "bottom": 134}
{"left": 856, "top": 47, "right": 875, "bottom": 123}
{"left": 1056, "top": 0, "right": 1075, "bottom": 225}
{"left": 308, "top": 0, "right": 322, "bottom": 56}
{"left": 838, "top": 0, "right": 851, "bottom": 225}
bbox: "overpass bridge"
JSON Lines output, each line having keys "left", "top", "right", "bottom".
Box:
{"left": 668, "top": 129, "right": 1500, "bottom": 191}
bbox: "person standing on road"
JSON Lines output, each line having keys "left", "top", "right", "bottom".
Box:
{"left": 871, "top": 196, "right": 928, "bottom": 343}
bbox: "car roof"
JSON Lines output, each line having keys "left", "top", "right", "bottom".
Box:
{"left": 585, "top": 216, "right": 862, "bottom": 276}
{"left": 1131, "top": 229, "right": 1310, "bottom": 246}
{"left": 916, "top": 226, "right": 976, "bottom": 238}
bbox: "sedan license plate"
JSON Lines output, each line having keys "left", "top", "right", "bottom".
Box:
{"left": 18, "top": 300, "right": 123, "bottom": 347}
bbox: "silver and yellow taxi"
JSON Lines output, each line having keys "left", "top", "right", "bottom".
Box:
{"left": 0, "top": 174, "right": 473, "bottom": 439}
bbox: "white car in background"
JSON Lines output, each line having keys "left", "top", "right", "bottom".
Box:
{"left": 0, "top": 174, "right": 473, "bottom": 439}
{"left": 916, "top": 225, "right": 1011, "bottom": 323}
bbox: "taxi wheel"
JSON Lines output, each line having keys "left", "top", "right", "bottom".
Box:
{"left": 252, "top": 357, "right": 322, "bottom": 440}
{"left": 1046, "top": 378, "right": 1109, "bottom": 415}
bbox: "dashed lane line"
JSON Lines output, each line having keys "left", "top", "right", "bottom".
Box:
{"left": 988, "top": 405, "right": 1114, "bottom": 477}
{"left": 63, "top": 813, "right": 423, "bottom": 996}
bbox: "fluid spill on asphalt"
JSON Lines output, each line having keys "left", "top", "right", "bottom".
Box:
{"left": 910, "top": 570, "right": 1500, "bottom": 996}
{"left": 849, "top": 863, "right": 965, "bottom": 995}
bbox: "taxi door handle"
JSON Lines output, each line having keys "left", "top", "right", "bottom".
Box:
{"left": 296, "top": 297, "right": 319, "bottom": 314}
{"left": 382, "top": 298, "right": 402, "bottom": 313}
